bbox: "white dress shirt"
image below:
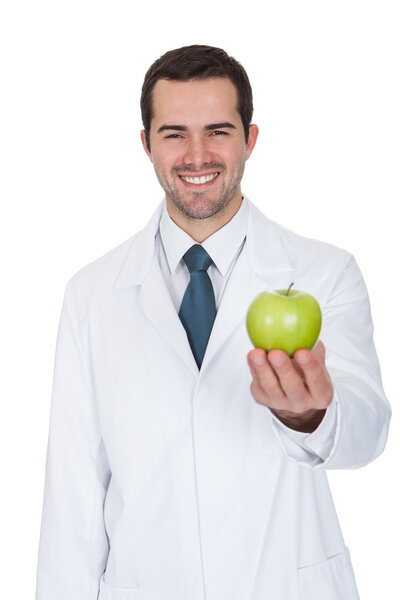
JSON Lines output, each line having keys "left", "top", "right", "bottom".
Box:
{"left": 156, "top": 195, "right": 337, "bottom": 464}
{"left": 156, "top": 196, "right": 248, "bottom": 312}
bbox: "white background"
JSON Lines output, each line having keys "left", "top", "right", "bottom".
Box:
{"left": 1, "top": 1, "right": 399, "bottom": 598}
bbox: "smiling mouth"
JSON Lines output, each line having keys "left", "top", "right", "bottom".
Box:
{"left": 179, "top": 172, "right": 220, "bottom": 185}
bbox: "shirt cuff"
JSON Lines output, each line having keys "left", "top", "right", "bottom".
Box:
{"left": 270, "top": 396, "right": 338, "bottom": 465}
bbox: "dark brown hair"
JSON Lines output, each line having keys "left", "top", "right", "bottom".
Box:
{"left": 140, "top": 44, "right": 254, "bottom": 151}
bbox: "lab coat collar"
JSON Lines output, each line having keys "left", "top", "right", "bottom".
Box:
{"left": 245, "top": 198, "right": 294, "bottom": 276}
{"left": 113, "top": 196, "right": 294, "bottom": 290}
{"left": 113, "top": 203, "right": 163, "bottom": 290}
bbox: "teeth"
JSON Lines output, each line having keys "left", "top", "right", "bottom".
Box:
{"left": 180, "top": 172, "right": 219, "bottom": 184}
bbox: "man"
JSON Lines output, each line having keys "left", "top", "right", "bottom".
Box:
{"left": 36, "top": 45, "right": 391, "bottom": 600}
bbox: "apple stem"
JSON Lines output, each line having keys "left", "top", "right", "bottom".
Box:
{"left": 286, "top": 282, "right": 294, "bottom": 296}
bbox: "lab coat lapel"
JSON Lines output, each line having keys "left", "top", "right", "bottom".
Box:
{"left": 138, "top": 257, "right": 199, "bottom": 377}
{"left": 200, "top": 199, "right": 295, "bottom": 373}
{"left": 113, "top": 202, "right": 199, "bottom": 377}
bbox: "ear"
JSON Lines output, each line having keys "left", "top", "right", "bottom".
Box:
{"left": 140, "top": 130, "right": 153, "bottom": 162}
{"left": 245, "top": 124, "right": 259, "bottom": 160}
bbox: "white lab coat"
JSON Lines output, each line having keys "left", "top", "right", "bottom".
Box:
{"left": 36, "top": 197, "right": 391, "bottom": 600}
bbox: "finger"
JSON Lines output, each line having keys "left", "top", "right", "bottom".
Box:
{"left": 312, "top": 340, "right": 325, "bottom": 366}
{"left": 250, "top": 377, "right": 274, "bottom": 408}
{"left": 268, "top": 350, "right": 309, "bottom": 410}
{"left": 248, "top": 349, "right": 286, "bottom": 405}
{"left": 250, "top": 374, "right": 291, "bottom": 412}
{"left": 293, "top": 349, "right": 333, "bottom": 408}
{"left": 247, "top": 348, "right": 267, "bottom": 371}
{"left": 247, "top": 351, "right": 275, "bottom": 408}
{"left": 247, "top": 348, "right": 267, "bottom": 382}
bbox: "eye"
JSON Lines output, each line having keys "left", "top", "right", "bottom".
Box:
{"left": 165, "top": 133, "right": 183, "bottom": 139}
{"left": 210, "top": 130, "right": 228, "bottom": 136}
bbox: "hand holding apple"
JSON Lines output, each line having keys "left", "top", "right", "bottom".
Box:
{"left": 247, "top": 341, "right": 333, "bottom": 432}
{"left": 246, "top": 284, "right": 331, "bottom": 432}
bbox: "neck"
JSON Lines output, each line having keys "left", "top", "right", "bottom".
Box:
{"left": 166, "top": 193, "right": 243, "bottom": 243}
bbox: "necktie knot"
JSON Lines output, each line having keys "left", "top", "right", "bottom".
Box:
{"left": 182, "top": 244, "right": 212, "bottom": 273}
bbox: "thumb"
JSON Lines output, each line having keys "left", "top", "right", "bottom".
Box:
{"left": 313, "top": 340, "right": 325, "bottom": 365}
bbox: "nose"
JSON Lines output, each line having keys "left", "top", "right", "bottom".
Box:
{"left": 182, "top": 135, "right": 213, "bottom": 170}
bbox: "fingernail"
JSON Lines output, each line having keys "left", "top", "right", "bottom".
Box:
{"left": 251, "top": 354, "right": 265, "bottom": 366}
{"left": 296, "top": 353, "right": 309, "bottom": 365}
{"left": 269, "top": 354, "right": 285, "bottom": 367}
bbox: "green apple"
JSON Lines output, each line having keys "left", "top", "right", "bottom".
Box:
{"left": 246, "top": 283, "right": 322, "bottom": 356}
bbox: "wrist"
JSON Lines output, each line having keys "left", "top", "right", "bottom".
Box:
{"left": 271, "top": 407, "right": 327, "bottom": 433}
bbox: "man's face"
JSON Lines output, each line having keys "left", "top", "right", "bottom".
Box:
{"left": 141, "top": 77, "right": 258, "bottom": 221}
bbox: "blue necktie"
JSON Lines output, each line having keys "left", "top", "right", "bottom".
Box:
{"left": 179, "top": 244, "right": 216, "bottom": 369}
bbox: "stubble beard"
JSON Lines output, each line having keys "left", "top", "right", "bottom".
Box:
{"left": 157, "top": 160, "right": 246, "bottom": 221}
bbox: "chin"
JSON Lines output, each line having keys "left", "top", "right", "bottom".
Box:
{"left": 169, "top": 184, "right": 240, "bottom": 220}
{"left": 174, "top": 197, "right": 229, "bottom": 221}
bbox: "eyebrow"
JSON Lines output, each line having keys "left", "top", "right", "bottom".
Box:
{"left": 157, "top": 122, "right": 237, "bottom": 134}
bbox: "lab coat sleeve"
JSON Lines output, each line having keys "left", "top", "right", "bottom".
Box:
{"left": 270, "top": 394, "right": 338, "bottom": 466}
{"left": 269, "top": 254, "right": 391, "bottom": 470}
{"left": 36, "top": 281, "right": 110, "bottom": 599}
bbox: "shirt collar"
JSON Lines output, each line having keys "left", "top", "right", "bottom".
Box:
{"left": 159, "top": 196, "right": 249, "bottom": 276}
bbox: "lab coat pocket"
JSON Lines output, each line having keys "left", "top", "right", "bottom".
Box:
{"left": 98, "top": 576, "right": 142, "bottom": 600}
{"left": 297, "top": 547, "right": 360, "bottom": 600}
